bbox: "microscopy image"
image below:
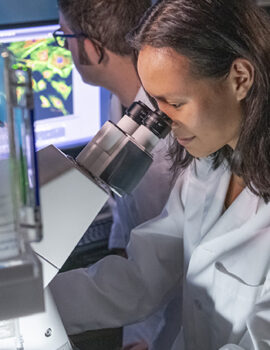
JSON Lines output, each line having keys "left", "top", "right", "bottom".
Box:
{"left": 7, "top": 38, "right": 73, "bottom": 120}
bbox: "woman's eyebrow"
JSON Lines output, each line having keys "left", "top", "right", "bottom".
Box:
{"left": 153, "top": 95, "right": 167, "bottom": 102}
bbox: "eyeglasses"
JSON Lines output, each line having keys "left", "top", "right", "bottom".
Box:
{"left": 52, "top": 29, "right": 104, "bottom": 64}
{"left": 53, "top": 30, "right": 87, "bottom": 49}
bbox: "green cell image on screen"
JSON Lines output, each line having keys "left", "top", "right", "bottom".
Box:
{"left": 7, "top": 38, "right": 74, "bottom": 120}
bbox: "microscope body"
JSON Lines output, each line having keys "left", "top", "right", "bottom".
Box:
{"left": 34, "top": 99, "right": 172, "bottom": 289}
{"left": 0, "top": 42, "right": 171, "bottom": 349}
{"left": 23, "top": 100, "right": 171, "bottom": 349}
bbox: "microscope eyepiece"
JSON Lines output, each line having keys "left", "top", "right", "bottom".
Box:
{"left": 125, "top": 101, "right": 172, "bottom": 139}
{"left": 143, "top": 109, "right": 172, "bottom": 139}
{"left": 125, "top": 101, "right": 150, "bottom": 125}
{"left": 77, "top": 100, "right": 172, "bottom": 196}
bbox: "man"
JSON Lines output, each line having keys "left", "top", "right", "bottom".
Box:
{"left": 51, "top": 1, "right": 176, "bottom": 349}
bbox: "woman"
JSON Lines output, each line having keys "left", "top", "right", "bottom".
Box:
{"left": 50, "top": 1, "right": 270, "bottom": 349}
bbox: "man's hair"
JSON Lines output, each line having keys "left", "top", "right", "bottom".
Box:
{"left": 57, "top": 0, "right": 151, "bottom": 56}
{"left": 128, "top": 0, "right": 270, "bottom": 202}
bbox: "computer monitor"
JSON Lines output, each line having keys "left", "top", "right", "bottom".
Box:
{"left": 0, "top": 24, "right": 109, "bottom": 150}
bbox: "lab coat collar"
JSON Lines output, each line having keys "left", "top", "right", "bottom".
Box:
{"left": 185, "top": 159, "right": 269, "bottom": 287}
{"left": 185, "top": 158, "right": 262, "bottom": 248}
{"left": 200, "top": 183, "right": 261, "bottom": 247}
{"left": 183, "top": 158, "right": 230, "bottom": 256}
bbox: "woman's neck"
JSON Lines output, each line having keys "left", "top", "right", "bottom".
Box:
{"left": 224, "top": 174, "right": 245, "bottom": 209}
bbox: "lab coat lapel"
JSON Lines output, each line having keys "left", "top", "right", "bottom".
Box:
{"left": 188, "top": 195, "right": 270, "bottom": 287}
{"left": 200, "top": 186, "right": 260, "bottom": 246}
{"left": 183, "top": 159, "right": 230, "bottom": 259}
{"left": 185, "top": 182, "right": 268, "bottom": 297}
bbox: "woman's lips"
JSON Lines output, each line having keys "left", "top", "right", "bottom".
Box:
{"left": 177, "top": 136, "right": 195, "bottom": 146}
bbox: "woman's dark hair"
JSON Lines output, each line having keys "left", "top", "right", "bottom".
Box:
{"left": 128, "top": 0, "right": 270, "bottom": 202}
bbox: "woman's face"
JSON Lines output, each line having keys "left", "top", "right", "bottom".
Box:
{"left": 137, "top": 46, "right": 243, "bottom": 158}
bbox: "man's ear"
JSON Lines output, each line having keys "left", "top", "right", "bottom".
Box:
{"left": 229, "top": 58, "right": 254, "bottom": 101}
{"left": 83, "top": 38, "right": 104, "bottom": 65}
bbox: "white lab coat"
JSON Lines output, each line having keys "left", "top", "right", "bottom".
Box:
{"left": 50, "top": 157, "right": 270, "bottom": 350}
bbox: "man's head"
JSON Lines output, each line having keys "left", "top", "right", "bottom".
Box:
{"left": 57, "top": 0, "right": 151, "bottom": 102}
{"left": 57, "top": 0, "right": 151, "bottom": 57}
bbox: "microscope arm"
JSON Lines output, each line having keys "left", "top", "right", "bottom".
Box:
{"left": 32, "top": 144, "right": 109, "bottom": 288}
{"left": 17, "top": 145, "right": 109, "bottom": 350}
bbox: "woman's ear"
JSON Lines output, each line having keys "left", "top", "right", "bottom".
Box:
{"left": 229, "top": 58, "right": 254, "bottom": 101}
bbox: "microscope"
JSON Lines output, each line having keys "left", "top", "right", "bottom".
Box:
{"left": 0, "top": 45, "right": 171, "bottom": 350}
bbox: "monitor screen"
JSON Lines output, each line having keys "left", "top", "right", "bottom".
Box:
{"left": 0, "top": 0, "right": 58, "bottom": 28}
{"left": 0, "top": 24, "right": 107, "bottom": 150}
